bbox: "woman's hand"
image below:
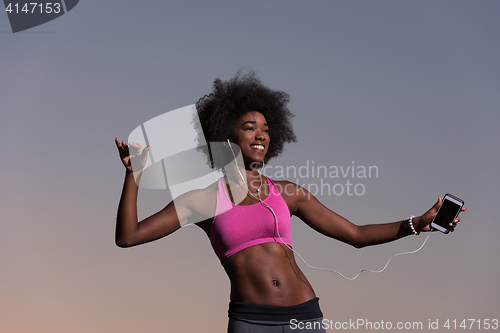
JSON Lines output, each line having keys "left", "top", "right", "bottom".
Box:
{"left": 115, "top": 138, "right": 150, "bottom": 173}
{"left": 416, "top": 197, "right": 466, "bottom": 233}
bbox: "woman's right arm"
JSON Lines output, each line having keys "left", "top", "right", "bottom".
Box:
{"left": 114, "top": 138, "right": 185, "bottom": 247}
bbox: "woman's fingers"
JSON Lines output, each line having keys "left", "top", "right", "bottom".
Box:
{"left": 115, "top": 138, "right": 124, "bottom": 150}
{"left": 128, "top": 142, "right": 144, "bottom": 153}
{"left": 448, "top": 217, "right": 460, "bottom": 232}
{"left": 141, "top": 145, "right": 151, "bottom": 157}
{"left": 115, "top": 138, "right": 150, "bottom": 171}
{"left": 115, "top": 138, "right": 130, "bottom": 152}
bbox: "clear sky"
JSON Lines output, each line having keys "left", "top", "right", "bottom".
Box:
{"left": 1, "top": 1, "right": 499, "bottom": 332}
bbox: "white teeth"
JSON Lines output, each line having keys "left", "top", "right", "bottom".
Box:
{"left": 251, "top": 144, "right": 264, "bottom": 151}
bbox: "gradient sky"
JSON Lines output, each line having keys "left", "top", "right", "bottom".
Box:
{"left": 1, "top": 1, "right": 499, "bottom": 332}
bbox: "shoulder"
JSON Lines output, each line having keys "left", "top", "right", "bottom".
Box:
{"left": 270, "top": 179, "right": 311, "bottom": 198}
{"left": 270, "top": 179, "right": 315, "bottom": 215}
{"left": 186, "top": 180, "right": 220, "bottom": 233}
{"left": 173, "top": 180, "right": 219, "bottom": 214}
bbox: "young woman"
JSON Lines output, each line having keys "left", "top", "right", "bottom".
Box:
{"left": 115, "top": 72, "right": 463, "bottom": 333}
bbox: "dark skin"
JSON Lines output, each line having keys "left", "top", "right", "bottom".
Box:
{"left": 115, "top": 111, "right": 465, "bottom": 307}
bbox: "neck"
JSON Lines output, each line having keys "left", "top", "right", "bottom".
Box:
{"left": 225, "top": 161, "right": 262, "bottom": 187}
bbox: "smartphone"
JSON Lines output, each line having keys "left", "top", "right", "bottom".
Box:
{"left": 430, "top": 193, "right": 464, "bottom": 234}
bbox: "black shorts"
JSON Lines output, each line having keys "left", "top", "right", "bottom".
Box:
{"left": 227, "top": 297, "right": 326, "bottom": 333}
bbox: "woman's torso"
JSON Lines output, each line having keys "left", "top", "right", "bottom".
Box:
{"left": 196, "top": 177, "right": 316, "bottom": 306}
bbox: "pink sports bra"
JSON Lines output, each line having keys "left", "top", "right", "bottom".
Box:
{"left": 209, "top": 177, "right": 293, "bottom": 262}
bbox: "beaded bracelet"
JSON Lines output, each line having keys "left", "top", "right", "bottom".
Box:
{"left": 402, "top": 216, "right": 418, "bottom": 235}
{"left": 408, "top": 215, "right": 418, "bottom": 235}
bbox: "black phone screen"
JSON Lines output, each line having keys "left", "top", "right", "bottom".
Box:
{"left": 433, "top": 198, "right": 462, "bottom": 228}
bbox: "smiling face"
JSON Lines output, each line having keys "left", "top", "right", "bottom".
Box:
{"left": 230, "top": 111, "right": 270, "bottom": 166}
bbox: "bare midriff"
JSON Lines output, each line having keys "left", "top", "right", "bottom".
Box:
{"left": 221, "top": 242, "right": 316, "bottom": 306}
